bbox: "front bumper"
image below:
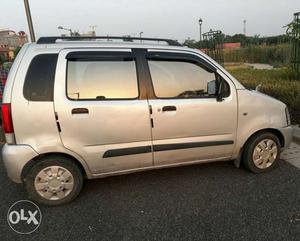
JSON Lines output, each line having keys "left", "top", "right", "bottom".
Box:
{"left": 2, "top": 144, "right": 38, "bottom": 183}
{"left": 279, "top": 126, "right": 294, "bottom": 150}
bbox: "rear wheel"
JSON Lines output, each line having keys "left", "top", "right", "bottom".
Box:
{"left": 242, "top": 132, "right": 281, "bottom": 173}
{"left": 24, "top": 155, "right": 83, "bottom": 206}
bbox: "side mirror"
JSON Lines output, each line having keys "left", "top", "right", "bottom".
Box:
{"left": 216, "top": 79, "right": 225, "bottom": 102}
{"left": 207, "top": 80, "right": 217, "bottom": 95}
{"left": 208, "top": 75, "right": 229, "bottom": 102}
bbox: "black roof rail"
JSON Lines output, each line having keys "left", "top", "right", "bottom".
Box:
{"left": 36, "top": 36, "right": 182, "bottom": 46}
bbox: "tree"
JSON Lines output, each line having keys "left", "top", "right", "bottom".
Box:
{"left": 285, "top": 13, "right": 300, "bottom": 79}
{"left": 183, "top": 38, "right": 200, "bottom": 48}
{"left": 286, "top": 17, "right": 300, "bottom": 39}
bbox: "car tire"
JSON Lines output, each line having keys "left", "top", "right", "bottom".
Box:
{"left": 242, "top": 132, "right": 281, "bottom": 173}
{"left": 24, "top": 155, "right": 83, "bottom": 206}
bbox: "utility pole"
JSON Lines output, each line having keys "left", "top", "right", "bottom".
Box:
{"left": 243, "top": 20, "right": 247, "bottom": 35}
{"left": 23, "top": 0, "right": 36, "bottom": 42}
{"left": 198, "top": 18, "right": 203, "bottom": 48}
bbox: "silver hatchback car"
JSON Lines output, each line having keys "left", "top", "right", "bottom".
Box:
{"left": 1, "top": 36, "right": 293, "bottom": 205}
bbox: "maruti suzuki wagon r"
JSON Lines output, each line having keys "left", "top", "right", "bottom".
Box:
{"left": 1, "top": 36, "right": 293, "bottom": 205}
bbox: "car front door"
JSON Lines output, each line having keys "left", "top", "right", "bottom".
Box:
{"left": 54, "top": 49, "right": 153, "bottom": 174}
{"left": 146, "top": 50, "right": 238, "bottom": 166}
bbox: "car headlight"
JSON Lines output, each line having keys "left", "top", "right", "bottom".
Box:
{"left": 285, "top": 107, "right": 291, "bottom": 126}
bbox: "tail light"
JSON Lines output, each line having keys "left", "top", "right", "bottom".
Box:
{"left": 1, "top": 103, "right": 15, "bottom": 144}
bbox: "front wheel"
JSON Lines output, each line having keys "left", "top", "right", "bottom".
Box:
{"left": 242, "top": 132, "right": 281, "bottom": 173}
{"left": 24, "top": 155, "right": 83, "bottom": 206}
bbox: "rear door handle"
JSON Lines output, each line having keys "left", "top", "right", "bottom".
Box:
{"left": 162, "top": 106, "right": 177, "bottom": 112}
{"left": 72, "top": 108, "right": 89, "bottom": 114}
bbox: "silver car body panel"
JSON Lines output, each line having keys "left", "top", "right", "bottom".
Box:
{"left": 1, "top": 42, "right": 293, "bottom": 183}
{"left": 3, "top": 45, "right": 93, "bottom": 179}
{"left": 2, "top": 144, "right": 38, "bottom": 183}
{"left": 147, "top": 49, "right": 238, "bottom": 166}
{"left": 54, "top": 49, "right": 153, "bottom": 174}
{"left": 233, "top": 89, "right": 290, "bottom": 156}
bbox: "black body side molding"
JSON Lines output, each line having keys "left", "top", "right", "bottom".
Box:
{"left": 103, "top": 140, "right": 234, "bottom": 158}
{"left": 103, "top": 146, "right": 152, "bottom": 158}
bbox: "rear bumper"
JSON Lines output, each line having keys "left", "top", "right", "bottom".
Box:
{"left": 2, "top": 144, "right": 38, "bottom": 183}
{"left": 279, "top": 126, "right": 293, "bottom": 150}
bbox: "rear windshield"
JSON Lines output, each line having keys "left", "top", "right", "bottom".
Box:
{"left": 23, "top": 54, "right": 58, "bottom": 101}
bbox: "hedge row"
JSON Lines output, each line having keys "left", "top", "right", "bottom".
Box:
{"left": 224, "top": 44, "right": 291, "bottom": 67}
{"left": 226, "top": 65, "right": 300, "bottom": 124}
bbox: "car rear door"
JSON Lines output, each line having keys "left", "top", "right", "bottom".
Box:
{"left": 54, "top": 49, "right": 153, "bottom": 174}
{"left": 145, "top": 50, "right": 238, "bottom": 166}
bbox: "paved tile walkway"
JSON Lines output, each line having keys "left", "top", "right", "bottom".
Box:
{"left": 281, "top": 142, "right": 300, "bottom": 169}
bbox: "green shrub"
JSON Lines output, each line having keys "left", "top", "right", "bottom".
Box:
{"left": 224, "top": 44, "right": 291, "bottom": 67}
{"left": 226, "top": 66, "right": 300, "bottom": 124}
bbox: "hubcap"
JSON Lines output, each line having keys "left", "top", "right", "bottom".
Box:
{"left": 252, "top": 139, "right": 278, "bottom": 169}
{"left": 34, "top": 166, "right": 74, "bottom": 200}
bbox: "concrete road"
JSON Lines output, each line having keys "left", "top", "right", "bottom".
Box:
{"left": 0, "top": 146, "right": 299, "bottom": 241}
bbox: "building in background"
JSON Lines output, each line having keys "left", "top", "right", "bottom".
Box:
{"left": 0, "top": 45, "right": 12, "bottom": 60}
{"left": 80, "top": 31, "right": 96, "bottom": 37}
{"left": 60, "top": 31, "right": 96, "bottom": 37}
{"left": 0, "top": 29, "right": 28, "bottom": 61}
{"left": 223, "top": 42, "right": 241, "bottom": 50}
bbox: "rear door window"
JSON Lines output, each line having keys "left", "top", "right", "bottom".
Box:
{"left": 66, "top": 53, "right": 139, "bottom": 100}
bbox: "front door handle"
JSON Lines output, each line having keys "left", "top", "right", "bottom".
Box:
{"left": 162, "top": 106, "right": 177, "bottom": 112}
{"left": 72, "top": 108, "right": 89, "bottom": 114}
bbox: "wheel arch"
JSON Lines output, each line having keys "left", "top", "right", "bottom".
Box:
{"left": 21, "top": 152, "right": 89, "bottom": 182}
{"left": 234, "top": 128, "right": 284, "bottom": 167}
{"left": 244, "top": 128, "right": 284, "bottom": 148}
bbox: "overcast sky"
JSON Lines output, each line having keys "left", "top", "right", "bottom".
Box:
{"left": 1, "top": 0, "right": 299, "bottom": 42}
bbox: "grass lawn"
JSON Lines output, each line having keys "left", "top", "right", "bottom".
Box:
{"left": 225, "top": 63, "right": 300, "bottom": 124}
